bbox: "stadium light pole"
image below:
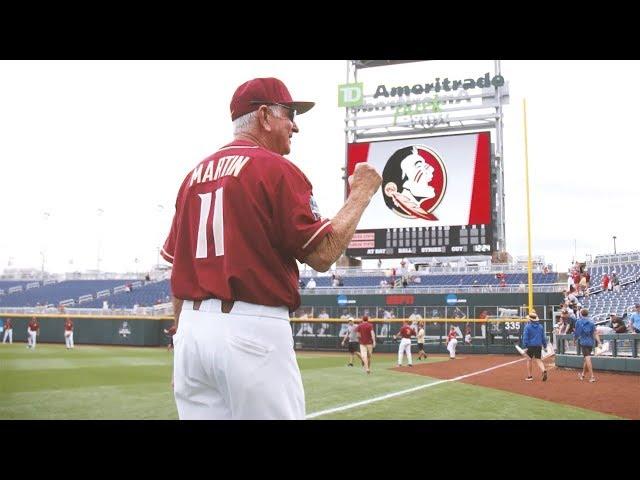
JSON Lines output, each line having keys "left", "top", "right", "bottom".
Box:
{"left": 613, "top": 235, "right": 617, "bottom": 254}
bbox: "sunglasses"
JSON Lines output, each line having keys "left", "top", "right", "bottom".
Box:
{"left": 250, "top": 101, "right": 296, "bottom": 122}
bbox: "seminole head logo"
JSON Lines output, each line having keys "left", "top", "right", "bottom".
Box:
{"left": 382, "top": 145, "right": 446, "bottom": 220}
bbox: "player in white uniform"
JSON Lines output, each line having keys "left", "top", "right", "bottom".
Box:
{"left": 446, "top": 326, "right": 458, "bottom": 359}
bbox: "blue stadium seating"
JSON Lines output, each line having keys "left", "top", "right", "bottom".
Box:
{"left": 0, "top": 280, "right": 136, "bottom": 307}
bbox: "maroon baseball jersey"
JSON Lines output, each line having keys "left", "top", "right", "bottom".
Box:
{"left": 64, "top": 320, "right": 73, "bottom": 331}
{"left": 448, "top": 330, "right": 457, "bottom": 342}
{"left": 5, "top": 319, "right": 11, "bottom": 329}
{"left": 161, "top": 140, "right": 332, "bottom": 312}
{"left": 356, "top": 322, "right": 374, "bottom": 345}
{"left": 398, "top": 325, "right": 415, "bottom": 339}
{"left": 28, "top": 320, "right": 39, "bottom": 332}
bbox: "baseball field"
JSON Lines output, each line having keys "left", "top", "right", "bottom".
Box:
{"left": 1, "top": 344, "right": 637, "bottom": 420}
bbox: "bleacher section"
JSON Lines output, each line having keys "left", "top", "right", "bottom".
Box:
{"left": 80, "top": 280, "right": 171, "bottom": 309}
{"left": 0, "top": 270, "right": 561, "bottom": 310}
{"left": 580, "top": 278, "right": 640, "bottom": 318}
{"left": 0, "top": 280, "right": 135, "bottom": 308}
{"left": 0, "top": 280, "right": 36, "bottom": 295}
{"left": 578, "top": 254, "right": 640, "bottom": 318}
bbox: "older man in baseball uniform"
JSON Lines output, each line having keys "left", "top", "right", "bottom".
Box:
{"left": 64, "top": 317, "right": 74, "bottom": 349}
{"left": 161, "top": 77, "right": 381, "bottom": 420}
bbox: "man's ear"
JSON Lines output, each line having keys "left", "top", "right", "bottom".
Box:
{"left": 257, "top": 105, "right": 272, "bottom": 132}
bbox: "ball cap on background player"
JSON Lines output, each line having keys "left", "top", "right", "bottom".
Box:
{"left": 230, "top": 77, "right": 315, "bottom": 121}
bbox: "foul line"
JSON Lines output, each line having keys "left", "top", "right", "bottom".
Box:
{"left": 305, "top": 357, "right": 527, "bottom": 419}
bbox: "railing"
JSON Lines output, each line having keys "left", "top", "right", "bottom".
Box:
{"left": 301, "top": 265, "right": 553, "bottom": 278}
{"left": 0, "top": 304, "right": 172, "bottom": 317}
{"left": 96, "top": 289, "right": 110, "bottom": 298}
{"left": 59, "top": 298, "right": 75, "bottom": 307}
{"left": 301, "top": 283, "right": 565, "bottom": 295}
{"left": 78, "top": 294, "right": 94, "bottom": 304}
{"left": 556, "top": 333, "right": 639, "bottom": 358}
{"left": 591, "top": 251, "right": 640, "bottom": 265}
{"left": 26, "top": 282, "right": 40, "bottom": 290}
{"left": 43, "top": 279, "right": 58, "bottom": 286}
{"left": 8, "top": 286, "right": 23, "bottom": 294}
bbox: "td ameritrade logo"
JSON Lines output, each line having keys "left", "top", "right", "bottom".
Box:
{"left": 338, "top": 82, "right": 364, "bottom": 107}
{"left": 338, "top": 72, "right": 505, "bottom": 108}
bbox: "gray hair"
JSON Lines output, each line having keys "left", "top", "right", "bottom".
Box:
{"left": 232, "top": 105, "right": 285, "bottom": 134}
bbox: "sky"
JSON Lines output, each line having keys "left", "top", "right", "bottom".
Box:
{"left": 0, "top": 60, "right": 638, "bottom": 275}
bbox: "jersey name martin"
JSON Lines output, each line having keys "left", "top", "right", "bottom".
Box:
{"left": 190, "top": 155, "right": 251, "bottom": 186}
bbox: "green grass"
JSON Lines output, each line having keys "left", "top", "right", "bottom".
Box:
{"left": 0, "top": 345, "right": 620, "bottom": 419}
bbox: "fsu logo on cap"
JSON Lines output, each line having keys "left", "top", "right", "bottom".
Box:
{"left": 381, "top": 145, "right": 446, "bottom": 220}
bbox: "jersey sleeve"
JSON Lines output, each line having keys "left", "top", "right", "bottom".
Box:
{"left": 160, "top": 212, "right": 177, "bottom": 264}
{"left": 272, "top": 162, "right": 333, "bottom": 262}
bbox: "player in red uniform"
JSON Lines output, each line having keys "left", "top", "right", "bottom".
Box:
{"left": 161, "top": 77, "right": 381, "bottom": 419}
{"left": 27, "top": 317, "right": 39, "bottom": 349}
{"left": 355, "top": 316, "right": 376, "bottom": 374}
{"left": 64, "top": 317, "right": 74, "bottom": 349}
{"left": 163, "top": 324, "right": 177, "bottom": 351}
{"left": 394, "top": 320, "right": 416, "bottom": 367}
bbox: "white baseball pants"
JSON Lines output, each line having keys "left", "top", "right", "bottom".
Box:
{"left": 447, "top": 338, "right": 457, "bottom": 358}
{"left": 65, "top": 331, "right": 74, "bottom": 348}
{"left": 28, "top": 331, "right": 37, "bottom": 349}
{"left": 173, "top": 299, "right": 305, "bottom": 420}
{"left": 397, "top": 338, "right": 412, "bottom": 365}
{"left": 3, "top": 328, "right": 12, "bottom": 343}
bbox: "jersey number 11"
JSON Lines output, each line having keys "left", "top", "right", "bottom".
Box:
{"left": 195, "top": 188, "right": 224, "bottom": 258}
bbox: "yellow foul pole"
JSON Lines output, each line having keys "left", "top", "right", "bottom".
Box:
{"left": 523, "top": 99, "right": 534, "bottom": 313}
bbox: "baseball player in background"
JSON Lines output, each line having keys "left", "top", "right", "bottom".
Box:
{"left": 341, "top": 319, "right": 363, "bottom": 367}
{"left": 163, "top": 324, "right": 177, "bottom": 351}
{"left": 355, "top": 315, "right": 376, "bottom": 374}
{"left": 64, "top": 317, "right": 74, "bottom": 349}
{"left": 416, "top": 321, "right": 427, "bottom": 360}
{"left": 27, "top": 317, "right": 39, "bottom": 349}
{"left": 2, "top": 318, "right": 13, "bottom": 344}
{"left": 394, "top": 320, "right": 415, "bottom": 367}
{"left": 161, "top": 77, "right": 381, "bottom": 419}
{"left": 446, "top": 325, "right": 458, "bottom": 359}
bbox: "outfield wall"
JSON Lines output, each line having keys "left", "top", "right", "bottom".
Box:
{"left": 0, "top": 291, "right": 564, "bottom": 348}
{"left": 0, "top": 314, "right": 173, "bottom": 347}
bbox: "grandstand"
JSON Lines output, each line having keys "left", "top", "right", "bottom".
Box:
{"left": 0, "top": 280, "right": 137, "bottom": 308}
{"left": 79, "top": 280, "right": 171, "bottom": 309}
{"left": 578, "top": 252, "right": 640, "bottom": 319}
